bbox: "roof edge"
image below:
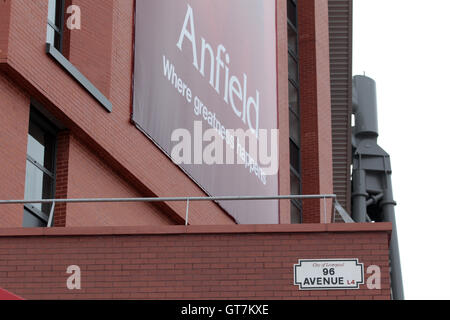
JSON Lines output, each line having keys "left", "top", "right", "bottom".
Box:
{"left": 0, "top": 223, "right": 392, "bottom": 237}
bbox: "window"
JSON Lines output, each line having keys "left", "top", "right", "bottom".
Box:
{"left": 287, "top": 0, "right": 302, "bottom": 223}
{"left": 45, "top": 0, "right": 114, "bottom": 113}
{"left": 47, "top": 0, "right": 65, "bottom": 52}
{"left": 23, "top": 109, "right": 58, "bottom": 227}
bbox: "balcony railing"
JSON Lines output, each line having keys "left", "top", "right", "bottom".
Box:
{"left": 0, "top": 194, "right": 354, "bottom": 227}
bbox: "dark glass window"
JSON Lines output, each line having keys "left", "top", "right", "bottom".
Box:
{"left": 289, "top": 81, "right": 300, "bottom": 116}
{"left": 47, "top": 0, "right": 65, "bottom": 52}
{"left": 288, "top": 23, "right": 298, "bottom": 55}
{"left": 290, "top": 172, "right": 301, "bottom": 196}
{"left": 287, "top": 0, "right": 297, "bottom": 27}
{"left": 289, "top": 140, "right": 300, "bottom": 172}
{"left": 287, "top": 0, "right": 302, "bottom": 223}
{"left": 288, "top": 55, "right": 298, "bottom": 82}
{"left": 289, "top": 110, "right": 300, "bottom": 146}
{"left": 291, "top": 201, "right": 302, "bottom": 224}
{"left": 23, "top": 109, "right": 58, "bottom": 227}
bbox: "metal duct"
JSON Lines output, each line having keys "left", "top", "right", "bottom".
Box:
{"left": 351, "top": 75, "right": 404, "bottom": 300}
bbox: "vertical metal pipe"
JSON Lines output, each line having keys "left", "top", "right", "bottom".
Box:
{"left": 352, "top": 168, "right": 368, "bottom": 223}
{"left": 381, "top": 175, "right": 404, "bottom": 300}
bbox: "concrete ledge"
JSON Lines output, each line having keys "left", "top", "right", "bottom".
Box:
{"left": 0, "top": 223, "right": 392, "bottom": 237}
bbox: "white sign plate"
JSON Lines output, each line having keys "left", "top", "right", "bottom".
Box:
{"left": 294, "top": 259, "right": 364, "bottom": 290}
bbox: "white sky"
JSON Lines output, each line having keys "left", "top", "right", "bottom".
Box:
{"left": 353, "top": 0, "right": 450, "bottom": 300}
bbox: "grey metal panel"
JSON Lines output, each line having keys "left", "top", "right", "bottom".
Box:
{"left": 328, "top": 0, "right": 353, "bottom": 218}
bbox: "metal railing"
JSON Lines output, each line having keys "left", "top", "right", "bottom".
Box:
{"left": 0, "top": 194, "right": 354, "bottom": 227}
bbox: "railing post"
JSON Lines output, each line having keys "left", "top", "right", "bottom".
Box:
{"left": 47, "top": 201, "right": 55, "bottom": 228}
{"left": 185, "top": 198, "right": 190, "bottom": 226}
{"left": 323, "top": 197, "right": 327, "bottom": 224}
{"left": 332, "top": 199, "right": 336, "bottom": 223}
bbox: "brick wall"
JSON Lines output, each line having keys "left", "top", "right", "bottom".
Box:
{"left": 1, "top": 0, "right": 336, "bottom": 226}
{"left": 315, "top": 0, "right": 334, "bottom": 218}
{"left": 0, "top": 73, "right": 29, "bottom": 227}
{"left": 53, "top": 130, "right": 181, "bottom": 227}
{"left": 0, "top": 223, "right": 392, "bottom": 300}
{"left": 0, "top": 0, "right": 235, "bottom": 226}
{"left": 298, "top": 0, "right": 334, "bottom": 223}
{"left": 0, "top": 0, "right": 11, "bottom": 62}
{"left": 54, "top": 130, "right": 70, "bottom": 227}
{"left": 68, "top": 0, "right": 114, "bottom": 98}
{"left": 64, "top": 135, "right": 177, "bottom": 227}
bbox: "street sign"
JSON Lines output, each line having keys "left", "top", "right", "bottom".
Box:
{"left": 294, "top": 259, "right": 364, "bottom": 290}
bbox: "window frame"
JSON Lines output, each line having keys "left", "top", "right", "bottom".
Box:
{"left": 47, "top": 0, "right": 66, "bottom": 52}
{"left": 287, "top": 0, "right": 302, "bottom": 223}
{"left": 23, "top": 108, "right": 59, "bottom": 227}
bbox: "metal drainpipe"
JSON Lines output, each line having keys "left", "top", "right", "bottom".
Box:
{"left": 352, "top": 165, "right": 368, "bottom": 223}
{"left": 380, "top": 174, "right": 404, "bottom": 300}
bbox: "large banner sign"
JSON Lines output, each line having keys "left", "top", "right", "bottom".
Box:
{"left": 133, "top": 0, "right": 279, "bottom": 224}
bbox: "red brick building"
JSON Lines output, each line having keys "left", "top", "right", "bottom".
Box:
{"left": 0, "top": 0, "right": 393, "bottom": 300}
